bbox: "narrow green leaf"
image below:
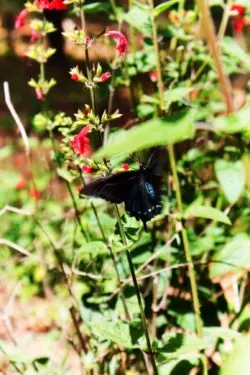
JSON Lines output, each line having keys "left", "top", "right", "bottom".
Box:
{"left": 210, "top": 233, "right": 250, "bottom": 278}
{"left": 95, "top": 111, "right": 195, "bottom": 160}
{"left": 153, "top": 0, "right": 180, "bottom": 17}
{"left": 57, "top": 167, "right": 74, "bottom": 183}
{"left": 215, "top": 159, "right": 245, "bottom": 203}
{"left": 185, "top": 205, "right": 231, "bottom": 225}
{"left": 220, "top": 333, "right": 250, "bottom": 375}
{"left": 222, "top": 37, "right": 250, "bottom": 71}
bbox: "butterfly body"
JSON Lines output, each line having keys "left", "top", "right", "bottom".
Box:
{"left": 81, "top": 152, "right": 162, "bottom": 229}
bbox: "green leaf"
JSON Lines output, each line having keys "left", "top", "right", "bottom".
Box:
{"left": 185, "top": 205, "right": 231, "bottom": 225}
{"left": 95, "top": 111, "right": 195, "bottom": 160}
{"left": 222, "top": 37, "right": 250, "bottom": 72}
{"left": 57, "top": 167, "right": 75, "bottom": 183}
{"left": 164, "top": 87, "right": 192, "bottom": 109}
{"left": 90, "top": 320, "right": 142, "bottom": 349}
{"left": 123, "top": 6, "right": 152, "bottom": 37}
{"left": 215, "top": 159, "right": 245, "bottom": 203}
{"left": 77, "top": 241, "right": 109, "bottom": 258}
{"left": 153, "top": 0, "right": 180, "bottom": 17}
{"left": 214, "top": 105, "right": 250, "bottom": 134}
{"left": 210, "top": 233, "right": 250, "bottom": 278}
{"left": 220, "top": 333, "right": 250, "bottom": 375}
{"left": 83, "top": 2, "right": 110, "bottom": 13}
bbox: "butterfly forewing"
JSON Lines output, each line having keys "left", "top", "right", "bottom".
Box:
{"left": 81, "top": 171, "right": 139, "bottom": 204}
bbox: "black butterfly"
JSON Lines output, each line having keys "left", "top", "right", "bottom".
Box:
{"left": 80, "top": 151, "right": 162, "bottom": 231}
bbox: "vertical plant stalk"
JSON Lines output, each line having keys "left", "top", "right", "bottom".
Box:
{"left": 3, "top": 82, "right": 38, "bottom": 210}
{"left": 114, "top": 205, "right": 158, "bottom": 375}
{"left": 218, "top": 0, "right": 232, "bottom": 41}
{"left": 148, "top": 0, "right": 203, "bottom": 338}
{"left": 195, "top": 0, "right": 233, "bottom": 114}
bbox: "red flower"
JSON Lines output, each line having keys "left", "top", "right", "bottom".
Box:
{"left": 72, "top": 127, "right": 92, "bottom": 156}
{"left": 71, "top": 73, "right": 79, "bottom": 81}
{"left": 122, "top": 163, "right": 130, "bottom": 171}
{"left": 36, "top": 0, "right": 66, "bottom": 10}
{"left": 30, "top": 30, "right": 40, "bottom": 43}
{"left": 35, "top": 88, "right": 44, "bottom": 101}
{"left": 230, "top": 4, "right": 246, "bottom": 33}
{"left": 15, "top": 9, "right": 28, "bottom": 29}
{"left": 100, "top": 72, "right": 112, "bottom": 82}
{"left": 16, "top": 177, "right": 26, "bottom": 190}
{"left": 149, "top": 71, "right": 157, "bottom": 82}
{"left": 107, "top": 30, "right": 128, "bottom": 55}
{"left": 29, "top": 187, "right": 42, "bottom": 200}
{"left": 82, "top": 165, "right": 93, "bottom": 174}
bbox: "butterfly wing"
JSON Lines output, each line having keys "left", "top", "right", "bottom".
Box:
{"left": 80, "top": 171, "right": 140, "bottom": 204}
{"left": 125, "top": 175, "right": 162, "bottom": 223}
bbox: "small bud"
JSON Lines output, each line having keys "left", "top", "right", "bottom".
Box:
{"left": 71, "top": 73, "right": 79, "bottom": 81}
{"left": 122, "top": 163, "right": 130, "bottom": 171}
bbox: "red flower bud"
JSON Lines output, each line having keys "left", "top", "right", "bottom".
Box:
{"left": 230, "top": 4, "right": 246, "bottom": 33}
{"left": 29, "top": 187, "right": 42, "bottom": 200}
{"left": 149, "top": 71, "right": 157, "bottom": 82}
{"left": 82, "top": 165, "right": 93, "bottom": 174}
{"left": 100, "top": 72, "right": 112, "bottom": 82}
{"left": 30, "top": 30, "right": 40, "bottom": 43}
{"left": 35, "top": 88, "right": 44, "bottom": 101}
{"left": 71, "top": 73, "right": 79, "bottom": 81}
{"left": 122, "top": 163, "right": 130, "bottom": 171}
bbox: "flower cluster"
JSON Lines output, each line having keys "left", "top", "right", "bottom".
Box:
{"left": 36, "top": 0, "right": 66, "bottom": 11}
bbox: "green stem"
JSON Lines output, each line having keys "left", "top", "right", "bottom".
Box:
{"left": 109, "top": 0, "right": 118, "bottom": 18}
{"left": 168, "top": 146, "right": 203, "bottom": 337}
{"left": 114, "top": 205, "right": 158, "bottom": 375}
{"left": 218, "top": 0, "right": 232, "bottom": 41}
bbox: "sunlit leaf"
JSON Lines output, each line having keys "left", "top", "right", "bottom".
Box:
{"left": 153, "top": 0, "right": 180, "bottom": 17}
{"left": 210, "top": 233, "right": 250, "bottom": 278}
{"left": 185, "top": 205, "right": 231, "bottom": 225}
{"left": 95, "top": 111, "right": 195, "bottom": 160}
{"left": 220, "top": 333, "right": 250, "bottom": 375}
{"left": 214, "top": 105, "right": 250, "bottom": 134}
{"left": 215, "top": 159, "right": 245, "bottom": 203}
{"left": 123, "top": 6, "right": 152, "bottom": 37}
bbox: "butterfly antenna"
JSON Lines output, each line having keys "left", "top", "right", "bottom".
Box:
{"left": 143, "top": 221, "right": 148, "bottom": 232}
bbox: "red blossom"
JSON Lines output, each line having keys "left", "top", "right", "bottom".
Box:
{"left": 149, "top": 71, "right": 157, "bottom": 82}
{"left": 29, "top": 187, "right": 42, "bottom": 200}
{"left": 107, "top": 30, "right": 128, "bottom": 55}
{"left": 36, "top": 0, "right": 66, "bottom": 10}
{"left": 71, "top": 73, "right": 79, "bottom": 81}
{"left": 35, "top": 88, "right": 44, "bottom": 101}
{"left": 16, "top": 177, "right": 26, "bottom": 190}
{"left": 230, "top": 4, "right": 246, "bottom": 33}
{"left": 82, "top": 165, "right": 94, "bottom": 174}
{"left": 122, "top": 163, "right": 130, "bottom": 171}
{"left": 72, "top": 127, "right": 92, "bottom": 156}
{"left": 100, "top": 72, "right": 112, "bottom": 82}
{"left": 30, "top": 30, "right": 40, "bottom": 43}
{"left": 15, "top": 9, "right": 28, "bottom": 29}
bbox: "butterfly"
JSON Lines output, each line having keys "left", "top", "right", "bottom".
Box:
{"left": 80, "top": 150, "right": 163, "bottom": 231}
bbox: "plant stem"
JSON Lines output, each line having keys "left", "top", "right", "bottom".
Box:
{"left": 168, "top": 146, "right": 203, "bottom": 337}
{"left": 195, "top": 0, "right": 233, "bottom": 114}
{"left": 114, "top": 205, "right": 158, "bottom": 375}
